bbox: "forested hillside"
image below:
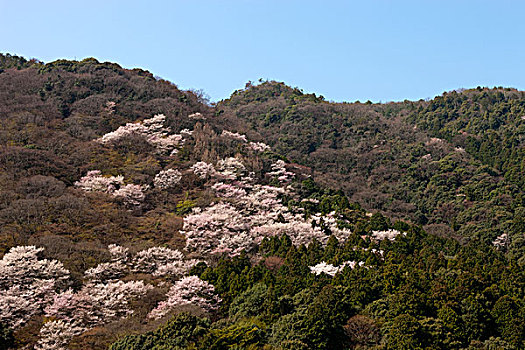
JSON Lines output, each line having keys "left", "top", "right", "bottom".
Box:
{"left": 0, "top": 54, "right": 524, "bottom": 349}
{"left": 218, "top": 82, "right": 525, "bottom": 259}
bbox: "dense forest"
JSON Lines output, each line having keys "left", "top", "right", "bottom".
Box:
{"left": 0, "top": 53, "right": 524, "bottom": 349}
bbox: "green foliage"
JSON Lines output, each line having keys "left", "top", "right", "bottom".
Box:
{"left": 0, "top": 323, "right": 14, "bottom": 350}
{"left": 200, "top": 318, "right": 267, "bottom": 350}
{"left": 176, "top": 198, "right": 196, "bottom": 215}
{"left": 109, "top": 313, "right": 210, "bottom": 350}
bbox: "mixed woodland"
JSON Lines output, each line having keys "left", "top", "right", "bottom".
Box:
{"left": 0, "top": 53, "right": 525, "bottom": 349}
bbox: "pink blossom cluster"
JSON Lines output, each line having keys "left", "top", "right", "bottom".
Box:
{"left": 182, "top": 157, "right": 353, "bottom": 256}
{"left": 188, "top": 112, "right": 205, "bottom": 120}
{"left": 148, "top": 276, "right": 220, "bottom": 319}
{"left": 248, "top": 141, "right": 271, "bottom": 152}
{"left": 0, "top": 246, "right": 69, "bottom": 328}
{"left": 220, "top": 129, "right": 271, "bottom": 153}
{"left": 38, "top": 280, "right": 153, "bottom": 348}
{"left": 211, "top": 182, "right": 247, "bottom": 198}
{"left": 74, "top": 170, "right": 124, "bottom": 193}
{"left": 113, "top": 184, "right": 148, "bottom": 206}
{"left": 75, "top": 171, "right": 147, "bottom": 206}
{"left": 97, "top": 114, "right": 184, "bottom": 155}
{"left": 268, "top": 160, "right": 295, "bottom": 184}
{"left": 371, "top": 229, "right": 406, "bottom": 241}
{"left": 191, "top": 161, "right": 217, "bottom": 180}
{"left": 84, "top": 245, "right": 198, "bottom": 281}
{"left": 221, "top": 130, "right": 248, "bottom": 143}
{"left": 154, "top": 169, "right": 182, "bottom": 190}
{"left": 0, "top": 243, "right": 209, "bottom": 348}
{"left": 216, "top": 157, "right": 247, "bottom": 180}
{"left": 35, "top": 320, "right": 84, "bottom": 350}
{"left": 45, "top": 280, "right": 153, "bottom": 328}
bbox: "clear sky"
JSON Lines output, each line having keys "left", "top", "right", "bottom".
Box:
{"left": 1, "top": 0, "right": 524, "bottom": 103}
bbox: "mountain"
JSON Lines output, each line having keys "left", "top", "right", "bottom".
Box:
{"left": 0, "top": 54, "right": 524, "bottom": 349}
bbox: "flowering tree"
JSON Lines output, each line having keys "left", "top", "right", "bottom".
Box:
{"left": 0, "top": 246, "right": 69, "bottom": 328}
{"left": 309, "top": 261, "right": 365, "bottom": 276}
{"left": 74, "top": 170, "right": 124, "bottom": 193}
{"left": 221, "top": 130, "right": 248, "bottom": 143}
{"left": 35, "top": 320, "right": 84, "bottom": 350}
{"left": 268, "top": 160, "right": 295, "bottom": 184}
{"left": 97, "top": 114, "right": 184, "bottom": 155}
{"left": 492, "top": 233, "right": 508, "bottom": 250}
{"left": 371, "top": 229, "right": 405, "bottom": 241}
{"left": 85, "top": 245, "right": 197, "bottom": 281}
{"left": 45, "top": 280, "right": 153, "bottom": 328}
{"left": 220, "top": 130, "right": 270, "bottom": 153}
{"left": 154, "top": 169, "right": 182, "bottom": 190}
{"left": 133, "top": 246, "right": 197, "bottom": 277}
{"left": 248, "top": 141, "right": 271, "bottom": 152}
{"left": 181, "top": 156, "right": 358, "bottom": 256}
{"left": 216, "top": 157, "right": 247, "bottom": 180}
{"left": 188, "top": 112, "right": 205, "bottom": 120}
{"left": 113, "top": 184, "right": 147, "bottom": 206}
{"left": 191, "top": 161, "right": 216, "bottom": 180}
{"left": 75, "top": 171, "right": 146, "bottom": 206}
{"left": 148, "top": 276, "right": 220, "bottom": 319}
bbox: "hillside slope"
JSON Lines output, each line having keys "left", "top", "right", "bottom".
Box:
{"left": 218, "top": 81, "right": 525, "bottom": 258}
{"left": 1, "top": 55, "right": 525, "bottom": 349}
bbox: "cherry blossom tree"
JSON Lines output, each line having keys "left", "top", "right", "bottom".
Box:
{"left": 74, "top": 170, "right": 124, "bottom": 193}
{"left": 309, "top": 261, "right": 366, "bottom": 276}
{"left": 35, "top": 320, "right": 83, "bottom": 350}
{"left": 0, "top": 246, "right": 69, "bottom": 328}
{"left": 154, "top": 169, "right": 182, "bottom": 190}
{"left": 221, "top": 130, "right": 248, "bottom": 143}
{"left": 84, "top": 245, "right": 197, "bottom": 281}
{"left": 148, "top": 276, "right": 220, "bottom": 319}
{"left": 268, "top": 160, "right": 295, "bottom": 184}
{"left": 248, "top": 141, "right": 271, "bottom": 152}
{"left": 493, "top": 233, "right": 508, "bottom": 249}
{"left": 191, "top": 161, "right": 216, "bottom": 180}
{"left": 45, "top": 280, "right": 153, "bottom": 328}
{"left": 97, "top": 114, "right": 184, "bottom": 155}
{"left": 113, "top": 184, "right": 147, "bottom": 206}
{"left": 216, "top": 157, "right": 246, "bottom": 180}
{"left": 371, "top": 229, "right": 405, "bottom": 241}
{"left": 75, "top": 171, "right": 146, "bottom": 206}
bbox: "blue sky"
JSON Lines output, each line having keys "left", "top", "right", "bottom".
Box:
{"left": 1, "top": 0, "right": 524, "bottom": 103}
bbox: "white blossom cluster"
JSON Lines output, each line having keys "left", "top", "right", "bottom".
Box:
{"left": 492, "top": 233, "right": 508, "bottom": 249}
{"left": 148, "top": 276, "right": 221, "bottom": 319}
{"left": 220, "top": 129, "right": 270, "bottom": 153}
{"left": 248, "top": 141, "right": 271, "bottom": 152}
{"left": 84, "top": 245, "right": 198, "bottom": 281}
{"left": 221, "top": 130, "right": 248, "bottom": 143}
{"left": 188, "top": 112, "right": 205, "bottom": 120}
{"left": 74, "top": 170, "right": 124, "bottom": 193}
{"left": 216, "top": 157, "right": 247, "bottom": 180}
{"left": 371, "top": 229, "right": 406, "bottom": 241}
{"left": 1, "top": 243, "right": 218, "bottom": 349}
{"left": 97, "top": 114, "right": 184, "bottom": 155}
{"left": 75, "top": 171, "right": 147, "bottom": 206}
{"left": 309, "top": 260, "right": 365, "bottom": 276}
{"left": 191, "top": 161, "right": 217, "bottom": 180}
{"left": 182, "top": 157, "right": 353, "bottom": 256}
{"left": 154, "top": 169, "right": 182, "bottom": 190}
{"left": 35, "top": 320, "right": 84, "bottom": 350}
{"left": 268, "top": 160, "right": 295, "bottom": 184}
{"left": 0, "top": 246, "right": 69, "bottom": 328}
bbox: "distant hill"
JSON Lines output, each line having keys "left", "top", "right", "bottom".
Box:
{"left": 218, "top": 81, "right": 525, "bottom": 257}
